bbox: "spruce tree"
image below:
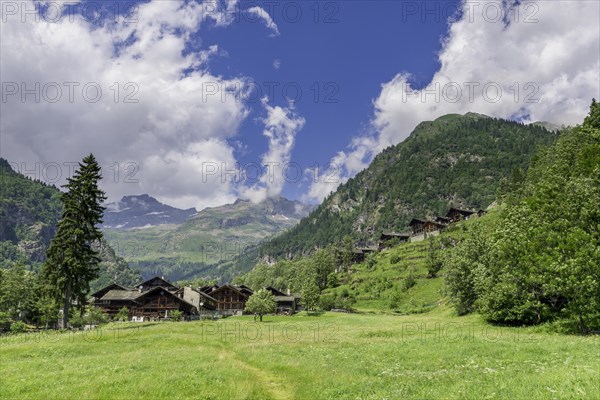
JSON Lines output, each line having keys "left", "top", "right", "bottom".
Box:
{"left": 41, "top": 154, "right": 106, "bottom": 328}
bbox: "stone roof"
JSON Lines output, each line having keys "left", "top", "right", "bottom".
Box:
{"left": 99, "top": 290, "right": 140, "bottom": 301}
{"left": 274, "top": 296, "right": 296, "bottom": 302}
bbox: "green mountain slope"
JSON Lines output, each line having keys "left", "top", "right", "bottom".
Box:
{"left": 260, "top": 113, "right": 559, "bottom": 258}
{"left": 0, "top": 159, "right": 141, "bottom": 291}
{"left": 102, "top": 197, "right": 314, "bottom": 282}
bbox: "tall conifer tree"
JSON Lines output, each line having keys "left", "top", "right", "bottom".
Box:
{"left": 42, "top": 154, "right": 106, "bottom": 328}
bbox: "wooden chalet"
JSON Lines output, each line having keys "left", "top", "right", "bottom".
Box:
{"left": 133, "top": 276, "right": 179, "bottom": 292}
{"left": 90, "top": 283, "right": 130, "bottom": 300}
{"left": 423, "top": 220, "right": 447, "bottom": 234}
{"left": 265, "top": 286, "right": 301, "bottom": 314}
{"left": 265, "top": 286, "right": 287, "bottom": 296}
{"left": 273, "top": 295, "right": 299, "bottom": 314}
{"left": 92, "top": 277, "right": 202, "bottom": 321}
{"left": 238, "top": 285, "right": 255, "bottom": 297}
{"left": 446, "top": 207, "right": 477, "bottom": 223}
{"left": 409, "top": 218, "right": 427, "bottom": 235}
{"left": 202, "top": 284, "right": 250, "bottom": 315}
{"left": 379, "top": 232, "right": 410, "bottom": 250}
{"left": 409, "top": 218, "right": 446, "bottom": 240}
{"left": 434, "top": 216, "right": 451, "bottom": 225}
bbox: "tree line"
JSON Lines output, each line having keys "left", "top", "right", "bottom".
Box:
{"left": 445, "top": 100, "right": 600, "bottom": 333}
{"left": 1, "top": 154, "right": 107, "bottom": 332}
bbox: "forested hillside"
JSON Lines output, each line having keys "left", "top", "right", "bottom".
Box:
{"left": 445, "top": 100, "right": 600, "bottom": 333}
{"left": 0, "top": 159, "right": 140, "bottom": 291}
{"left": 237, "top": 101, "right": 599, "bottom": 334}
{"left": 260, "top": 113, "right": 559, "bottom": 258}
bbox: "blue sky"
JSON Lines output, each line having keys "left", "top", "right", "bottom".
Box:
{"left": 2, "top": 0, "right": 598, "bottom": 209}
{"left": 196, "top": 0, "right": 455, "bottom": 200}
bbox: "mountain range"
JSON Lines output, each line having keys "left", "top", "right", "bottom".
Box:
{"left": 101, "top": 196, "right": 314, "bottom": 282}
{"left": 103, "top": 194, "right": 197, "bottom": 229}
{"left": 1, "top": 112, "right": 563, "bottom": 284}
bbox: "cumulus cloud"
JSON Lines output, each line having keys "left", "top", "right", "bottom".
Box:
{"left": 305, "top": 0, "right": 600, "bottom": 202}
{"left": 247, "top": 6, "right": 280, "bottom": 37}
{"left": 0, "top": 0, "right": 262, "bottom": 210}
{"left": 239, "top": 98, "right": 305, "bottom": 203}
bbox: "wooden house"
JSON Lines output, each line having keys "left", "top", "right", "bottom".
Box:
{"left": 434, "top": 216, "right": 451, "bottom": 225}
{"left": 90, "top": 283, "right": 130, "bottom": 301}
{"left": 423, "top": 220, "right": 447, "bottom": 235}
{"left": 265, "top": 286, "right": 287, "bottom": 296}
{"left": 92, "top": 277, "right": 201, "bottom": 320}
{"left": 273, "top": 295, "right": 299, "bottom": 315}
{"left": 203, "top": 284, "right": 250, "bottom": 315}
{"left": 133, "top": 276, "right": 179, "bottom": 292}
{"left": 379, "top": 232, "right": 410, "bottom": 250}
{"left": 446, "top": 208, "right": 477, "bottom": 223}
{"left": 409, "top": 218, "right": 427, "bottom": 235}
{"left": 265, "top": 286, "right": 301, "bottom": 314}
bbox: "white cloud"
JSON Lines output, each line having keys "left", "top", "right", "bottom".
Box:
{"left": 0, "top": 0, "right": 271, "bottom": 210}
{"left": 239, "top": 98, "right": 305, "bottom": 203}
{"left": 306, "top": 0, "right": 600, "bottom": 202}
{"left": 247, "top": 6, "right": 280, "bottom": 37}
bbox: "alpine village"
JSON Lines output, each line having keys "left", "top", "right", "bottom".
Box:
{"left": 2, "top": 103, "right": 599, "bottom": 399}
{"left": 1, "top": 0, "right": 599, "bottom": 398}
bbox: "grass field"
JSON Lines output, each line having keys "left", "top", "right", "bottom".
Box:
{"left": 1, "top": 309, "right": 598, "bottom": 400}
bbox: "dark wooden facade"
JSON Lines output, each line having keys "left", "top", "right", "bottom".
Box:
{"left": 423, "top": 220, "right": 447, "bottom": 234}
{"left": 208, "top": 285, "right": 249, "bottom": 313}
{"left": 265, "top": 286, "right": 287, "bottom": 296}
{"left": 409, "top": 219, "right": 427, "bottom": 235}
{"left": 93, "top": 276, "right": 202, "bottom": 320}
{"left": 134, "top": 276, "right": 179, "bottom": 292}
{"left": 379, "top": 232, "right": 410, "bottom": 250}
{"left": 434, "top": 216, "right": 451, "bottom": 225}
{"left": 446, "top": 208, "right": 477, "bottom": 223}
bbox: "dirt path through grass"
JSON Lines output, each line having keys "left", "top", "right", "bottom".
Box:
{"left": 218, "top": 348, "right": 294, "bottom": 400}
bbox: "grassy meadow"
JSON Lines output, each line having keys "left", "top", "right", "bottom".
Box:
{"left": 1, "top": 309, "right": 598, "bottom": 400}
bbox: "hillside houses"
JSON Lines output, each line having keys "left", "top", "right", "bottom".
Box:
{"left": 92, "top": 277, "right": 301, "bottom": 321}
{"left": 353, "top": 206, "right": 486, "bottom": 255}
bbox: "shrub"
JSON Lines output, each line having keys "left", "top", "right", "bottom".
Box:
{"left": 365, "top": 254, "right": 377, "bottom": 269}
{"left": 69, "top": 310, "right": 86, "bottom": 328}
{"left": 390, "top": 254, "right": 401, "bottom": 265}
{"left": 389, "top": 290, "right": 403, "bottom": 310}
{"left": 319, "top": 294, "right": 336, "bottom": 311}
{"left": 401, "top": 275, "right": 416, "bottom": 291}
{"left": 169, "top": 310, "right": 184, "bottom": 321}
{"left": 86, "top": 307, "right": 109, "bottom": 325}
{"left": 10, "top": 321, "right": 27, "bottom": 333}
{"left": 115, "top": 307, "right": 129, "bottom": 322}
{"left": 326, "top": 272, "right": 339, "bottom": 288}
